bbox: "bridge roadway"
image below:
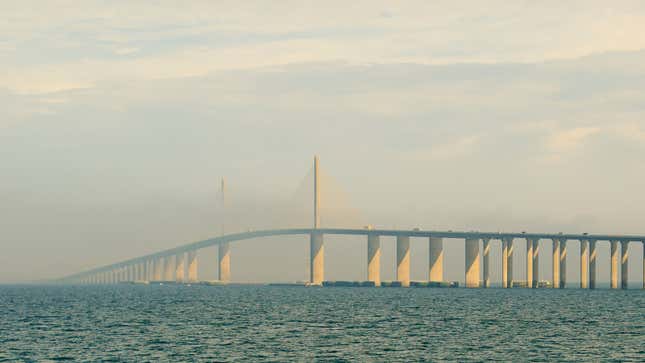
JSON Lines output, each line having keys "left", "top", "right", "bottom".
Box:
{"left": 60, "top": 228, "right": 645, "bottom": 289}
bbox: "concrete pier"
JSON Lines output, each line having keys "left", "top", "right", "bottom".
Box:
{"left": 310, "top": 232, "right": 324, "bottom": 285}
{"left": 526, "top": 238, "right": 533, "bottom": 288}
{"left": 501, "top": 238, "right": 509, "bottom": 288}
{"left": 218, "top": 243, "right": 231, "bottom": 282}
{"left": 621, "top": 241, "right": 629, "bottom": 289}
{"left": 482, "top": 238, "right": 491, "bottom": 288}
{"left": 506, "top": 238, "right": 514, "bottom": 288}
{"left": 163, "top": 256, "right": 173, "bottom": 281}
{"left": 367, "top": 234, "right": 381, "bottom": 286}
{"left": 580, "top": 240, "right": 589, "bottom": 289}
{"left": 175, "top": 253, "right": 185, "bottom": 282}
{"left": 610, "top": 240, "right": 619, "bottom": 289}
{"left": 560, "top": 240, "right": 567, "bottom": 288}
{"left": 142, "top": 261, "right": 149, "bottom": 281}
{"left": 153, "top": 258, "right": 162, "bottom": 281}
{"left": 589, "top": 240, "right": 597, "bottom": 289}
{"left": 532, "top": 239, "right": 539, "bottom": 288}
{"left": 552, "top": 239, "right": 561, "bottom": 288}
{"left": 465, "top": 238, "right": 480, "bottom": 288}
{"left": 396, "top": 236, "right": 410, "bottom": 287}
{"left": 187, "top": 250, "right": 197, "bottom": 282}
{"left": 428, "top": 237, "right": 443, "bottom": 282}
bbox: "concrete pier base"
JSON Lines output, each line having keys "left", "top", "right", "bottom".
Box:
{"left": 589, "top": 240, "right": 597, "bottom": 289}
{"left": 610, "top": 240, "right": 619, "bottom": 289}
{"left": 367, "top": 234, "right": 381, "bottom": 286}
{"left": 552, "top": 239, "right": 561, "bottom": 288}
{"left": 580, "top": 240, "right": 589, "bottom": 289}
{"left": 310, "top": 232, "right": 324, "bottom": 285}
{"left": 621, "top": 241, "right": 629, "bottom": 289}
{"left": 560, "top": 240, "right": 567, "bottom": 288}
{"left": 526, "top": 239, "right": 533, "bottom": 288}
{"left": 483, "top": 238, "right": 491, "bottom": 288}
{"left": 465, "top": 238, "right": 480, "bottom": 288}
{"left": 218, "top": 243, "right": 231, "bottom": 282}
{"left": 187, "top": 250, "right": 197, "bottom": 282}
{"left": 175, "top": 253, "right": 185, "bottom": 282}
{"left": 429, "top": 237, "right": 443, "bottom": 282}
{"left": 396, "top": 236, "right": 410, "bottom": 287}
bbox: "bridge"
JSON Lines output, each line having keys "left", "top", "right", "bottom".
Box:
{"left": 58, "top": 157, "right": 645, "bottom": 289}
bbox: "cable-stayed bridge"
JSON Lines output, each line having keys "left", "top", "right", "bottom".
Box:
{"left": 58, "top": 157, "right": 645, "bottom": 289}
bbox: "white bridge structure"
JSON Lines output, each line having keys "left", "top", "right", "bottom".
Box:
{"left": 59, "top": 157, "right": 645, "bottom": 289}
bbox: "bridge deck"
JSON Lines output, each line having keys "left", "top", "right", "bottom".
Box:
{"left": 59, "top": 228, "right": 645, "bottom": 282}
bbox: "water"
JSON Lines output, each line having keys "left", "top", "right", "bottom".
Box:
{"left": 1, "top": 285, "right": 643, "bottom": 362}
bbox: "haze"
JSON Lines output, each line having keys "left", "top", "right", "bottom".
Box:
{"left": 1, "top": 1, "right": 644, "bottom": 284}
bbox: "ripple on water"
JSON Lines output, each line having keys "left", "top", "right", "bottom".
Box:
{"left": 0, "top": 286, "right": 643, "bottom": 361}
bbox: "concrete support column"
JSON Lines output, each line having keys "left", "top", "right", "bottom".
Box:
{"left": 187, "top": 250, "right": 198, "bottom": 282}
{"left": 367, "top": 234, "right": 381, "bottom": 286}
{"left": 507, "top": 238, "right": 514, "bottom": 288}
{"left": 526, "top": 239, "right": 533, "bottom": 288}
{"left": 163, "top": 256, "right": 173, "bottom": 281}
{"left": 396, "top": 236, "right": 410, "bottom": 287}
{"left": 141, "top": 262, "right": 147, "bottom": 281}
{"left": 610, "top": 240, "right": 619, "bottom": 289}
{"left": 580, "top": 240, "right": 589, "bottom": 289}
{"left": 428, "top": 237, "right": 444, "bottom": 282}
{"left": 218, "top": 243, "right": 231, "bottom": 282}
{"left": 175, "top": 253, "right": 185, "bottom": 283}
{"left": 589, "top": 240, "right": 597, "bottom": 289}
{"left": 552, "top": 239, "right": 560, "bottom": 288}
{"left": 532, "top": 239, "right": 539, "bottom": 288}
{"left": 621, "top": 241, "right": 629, "bottom": 289}
{"left": 465, "top": 238, "right": 480, "bottom": 288}
{"left": 310, "top": 232, "right": 324, "bottom": 285}
{"left": 153, "top": 258, "right": 163, "bottom": 281}
{"left": 642, "top": 242, "right": 645, "bottom": 289}
{"left": 501, "top": 238, "right": 509, "bottom": 288}
{"left": 141, "top": 261, "right": 148, "bottom": 281}
{"left": 560, "top": 240, "right": 567, "bottom": 288}
{"left": 483, "top": 238, "right": 491, "bottom": 288}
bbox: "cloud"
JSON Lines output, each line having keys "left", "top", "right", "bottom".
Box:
{"left": 3, "top": 2, "right": 645, "bottom": 94}
{"left": 404, "top": 135, "right": 483, "bottom": 161}
{"left": 114, "top": 47, "right": 139, "bottom": 55}
{"left": 613, "top": 122, "right": 645, "bottom": 142}
{"left": 545, "top": 127, "right": 601, "bottom": 153}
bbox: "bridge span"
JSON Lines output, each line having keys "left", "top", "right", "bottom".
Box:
{"left": 59, "top": 227, "right": 645, "bottom": 289}
{"left": 58, "top": 157, "right": 645, "bottom": 289}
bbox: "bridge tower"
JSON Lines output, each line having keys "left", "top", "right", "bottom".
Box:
{"left": 310, "top": 156, "right": 324, "bottom": 284}
{"left": 219, "top": 177, "right": 231, "bottom": 282}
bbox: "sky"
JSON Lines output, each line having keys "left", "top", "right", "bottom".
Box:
{"left": 1, "top": 1, "right": 644, "bottom": 284}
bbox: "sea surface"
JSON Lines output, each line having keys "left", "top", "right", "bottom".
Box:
{"left": 0, "top": 285, "right": 643, "bottom": 362}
